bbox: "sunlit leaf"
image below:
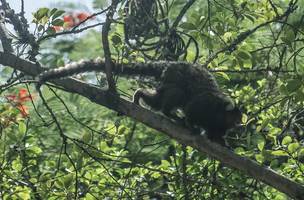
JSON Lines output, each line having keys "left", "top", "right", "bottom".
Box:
{"left": 271, "top": 150, "right": 288, "bottom": 156}
{"left": 34, "top": 8, "right": 49, "bottom": 20}
{"left": 288, "top": 143, "right": 300, "bottom": 153}
{"left": 282, "top": 136, "right": 292, "bottom": 145}
{"left": 18, "top": 121, "right": 26, "bottom": 135}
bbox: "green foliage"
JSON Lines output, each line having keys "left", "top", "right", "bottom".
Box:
{"left": 32, "top": 8, "right": 65, "bottom": 36}
{"left": 1, "top": 0, "right": 304, "bottom": 199}
{"left": 69, "top": 31, "right": 103, "bottom": 60}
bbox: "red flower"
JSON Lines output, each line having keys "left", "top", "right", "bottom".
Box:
{"left": 17, "top": 105, "right": 29, "bottom": 117}
{"left": 5, "top": 88, "right": 34, "bottom": 117}
{"left": 76, "top": 12, "right": 90, "bottom": 22}
{"left": 63, "top": 14, "right": 75, "bottom": 28}
{"left": 52, "top": 26, "right": 63, "bottom": 32}
{"left": 61, "top": 12, "right": 93, "bottom": 29}
{"left": 19, "top": 88, "right": 33, "bottom": 102}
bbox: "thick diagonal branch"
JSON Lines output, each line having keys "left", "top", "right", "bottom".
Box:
{"left": 0, "top": 52, "right": 303, "bottom": 200}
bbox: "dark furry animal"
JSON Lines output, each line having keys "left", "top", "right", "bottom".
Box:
{"left": 133, "top": 63, "right": 242, "bottom": 145}
{"left": 37, "top": 60, "right": 241, "bottom": 144}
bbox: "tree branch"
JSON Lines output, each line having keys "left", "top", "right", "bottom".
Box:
{"left": 171, "top": 0, "right": 197, "bottom": 29}
{"left": 0, "top": 52, "right": 303, "bottom": 199}
{"left": 101, "top": 0, "right": 119, "bottom": 91}
{"left": 0, "top": 0, "right": 38, "bottom": 60}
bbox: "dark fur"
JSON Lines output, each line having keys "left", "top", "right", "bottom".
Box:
{"left": 37, "top": 60, "right": 241, "bottom": 144}
{"left": 134, "top": 64, "right": 242, "bottom": 145}
{"left": 37, "top": 60, "right": 102, "bottom": 84}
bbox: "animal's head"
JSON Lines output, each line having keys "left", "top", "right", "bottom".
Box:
{"left": 225, "top": 101, "right": 242, "bottom": 129}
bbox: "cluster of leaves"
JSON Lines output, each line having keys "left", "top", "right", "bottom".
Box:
{"left": 32, "top": 7, "right": 92, "bottom": 36}
{"left": 32, "top": 8, "right": 65, "bottom": 35}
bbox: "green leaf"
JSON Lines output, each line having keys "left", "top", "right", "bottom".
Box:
{"left": 151, "top": 172, "right": 161, "bottom": 178}
{"left": 82, "top": 132, "right": 91, "bottom": 143}
{"left": 12, "top": 159, "right": 22, "bottom": 171}
{"left": 41, "top": 16, "right": 49, "bottom": 25}
{"left": 7, "top": 130, "right": 18, "bottom": 141}
{"left": 288, "top": 143, "right": 300, "bottom": 153}
{"left": 223, "top": 32, "right": 233, "bottom": 41}
{"left": 243, "top": 59, "right": 252, "bottom": 69}
{"left": 237, "top": 50, "right": 252, "bottom": 60}
{"left": 256, "top": 119, "right": 269, "bottom": 132}
{"left": 281, "top": 29, "right": 295, "bottom": 45}
{"left": 243, "top": 13, "right": 255, "bottom": 22}
{"left": 53, "top": 10, "right": 65, "bottom": 19}
{"left": 270, "top": 159, "right": 279, "bottom": 168}
{"left": 118, "top": 126, "right": 126, "bottom": 135}
{"left": 257, "top": 139, "right": 265, "bottom": 151}
{"left": 63, "top": 174, "right": 74, "bottom": 189}
{"left": 160, "top": 160, "right": 170, "bottom": 169}
{"left": 49, "top": 8, "right": 58, "bottom": 16}
{"left": 234, "top": 147, "right": 245, "bottom": 155}
{"left": 99, "top": 141, "right": 111, "bottom": 152}
{"left": 52, "top": 19, "right": 64, "bottom": 26}
{"left": 255, "top": 154, "right": 264, "bottom": 163}
{"left": 27, "top": 146, "right": 43, "bottom": 155}
{"left": 17, "top": 191, "right": 30, "bottom": 200}
{"left": 35, "top": 8, "right": 49, "bottom": 20}
{"left": 179, "top": 22, "right": 197, "bottom": 30}
{"left": 216, "top": 72, "right": 230, "bottom": 80}
{"left": 282, "top": 136, "right": 292, "bottom": 145}
{"left": 85, "top": 193, "right": 95, "bottom": 200}
{"left": 271, "top": 150, "right": 288, "bottom": 156}
{"left": 298, "top": 148, "right": 304, "bottom": 159}
{"left": 295, "top": 89, "right": 304, "bottom": 102}
{"left": 286, "top": 79, "right": 301, "bottom": 92}
{"left": 46, "top": 27, "right": 56, "bottom": 35}
{"left": 56, "top": 59, "right": 65, "bottom": 66}
{"left": 55, "top": 179, "right": 64, "bottom": 188}
{"left": 18, "top": 121, "right": 27, "bottom": 135}
{"left": 252, "top": 134, "right": 265, "bottom": 151}
{"left": 39, "top": 173, "right": 51, "bottom": 182}
{"left": 121, "top": 157, "right": 131, "bottom": 163}
{"left": 242, "top": 114, "right": 248, "bottom": 124}
{"left": 111, "top": 34, "right": 122, "bottom": 46}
